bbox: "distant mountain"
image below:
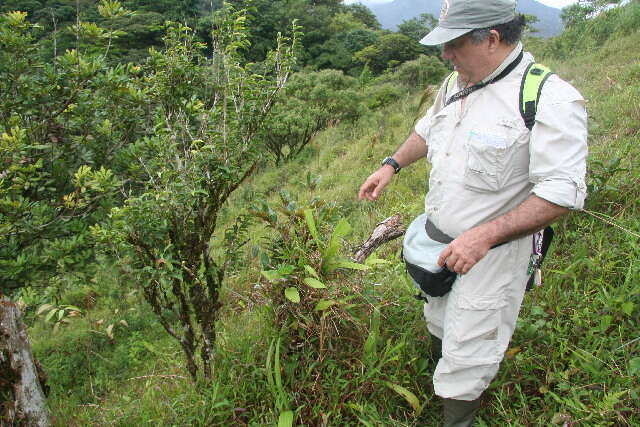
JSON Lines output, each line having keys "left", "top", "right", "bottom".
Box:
{"left": 354, "top": 0, "right": 563, "bottom": 37}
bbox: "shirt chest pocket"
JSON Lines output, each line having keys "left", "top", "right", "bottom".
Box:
{"left": 464, "top": 121, "right": 529, "bottom": 192}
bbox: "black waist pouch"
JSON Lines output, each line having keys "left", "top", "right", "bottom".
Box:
{"left": 402, "top": 215, "right": 508, "bottom": 298}
{"left": 402, "top": 214, "right": 457, "bottom": 298}
{"left": 405, "top": 260, "right": 457, "bottom": 297}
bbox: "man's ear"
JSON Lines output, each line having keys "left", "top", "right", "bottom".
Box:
{"left": 487, "top": 29, "right": 502, "bottom": 52}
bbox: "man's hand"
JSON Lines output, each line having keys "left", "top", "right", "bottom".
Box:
{"left": 436, "top": 195, "right": 570, "bottom": 274}
{"left": 358, "top": 166, "right": 395, "bottom": 201}
{"left": 437, "top": 226, "right": 493, "bottom": 274}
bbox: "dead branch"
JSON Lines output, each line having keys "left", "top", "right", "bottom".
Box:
{"left": 353, "top": 214, "right": 406, "bottom": 263}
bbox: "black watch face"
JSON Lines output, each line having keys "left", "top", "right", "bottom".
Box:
{"left": 383, "top": 157, "right": 399, "bottom": 172}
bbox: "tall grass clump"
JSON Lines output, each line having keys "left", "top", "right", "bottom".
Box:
{"left": 542, "top": 1, "right": 640, "bottom": 59}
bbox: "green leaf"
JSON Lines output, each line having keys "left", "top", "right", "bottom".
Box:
{"left": 628, "top": 357, "right": 640, "bottom": 376}
{"left": 303, "top": 209, "right": 320, "bottom": 244}
{"left": 315, "top": 300, "right": 338, "bottom": 311}
{"left": 364, "top": 256, "right": 389, "bottom": 266}
{"left": 333, "top": 260, "right": 370, "bottom": 271}
{"left": 36, "top": 304, "right": 54, "bottom": 316}
{"left": 277, "top": 410, "right": 294, "bottom": 427}
{"left": 142, "top": 342, "right": 162, "bottom": 355}
{"left": 284, "top": 287, "right": 300, "bottom": 303}
{"left": 44, "top": 309, "right": 58, "bottom": 323}
{"left": 363, "top": 308, "right": 380, "bottom": 362}
{"left": 303, "top": 264, "right": 320, "bottom": 279}
{"left": 303, "top": 277, "right": 326, "bottom": 289}
{"left": 261, "top": 270, "right": 286, "bottom": 282}
{"left": 384, "top": 382, "right": 422, "bottom": 416}
{"left": 333, "top": 218, "right": 352, "bottom": 239}
{"left": 621, "top": 301, "right": 634, "bottom": 316}
{"left": 324, "top": 218, "right": 351, "bottom": 262}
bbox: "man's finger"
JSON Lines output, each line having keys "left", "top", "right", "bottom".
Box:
{"left": 438, "top": 246, "right": 452, "bottom": 267}
{"left": 451, "top": 258, "right": 466, "bottom": 274}
{"left": 358, "top": 181, "right": 373, "bottom": 200}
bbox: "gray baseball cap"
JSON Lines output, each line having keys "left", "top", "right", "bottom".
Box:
{"left": 420, "top": 0, "right": 517, "bottom": 46}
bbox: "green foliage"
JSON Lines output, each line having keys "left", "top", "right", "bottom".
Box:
{"left": 91, "top": 7, "right": 298, "bottom": 381}
{"left": 364, "top": 83, "right": 404, "bottom": 111}
{"left": 310, "top": 28, "right": 380, "bottom": 74}
{"left": 0, "top": 11, "right": 124, "bottom": 295}
{"left": 560, "top": 3, "right": 597, "bottom": 27}
{"left": 9, "top": 0, "right": 640, "bottom": 425}
{"left": 36, "top": 302, "right": 83, "bottom": 332}
{"left": 397, "top": 12, "right": 437, "bottom": 47}
{"left": 343, "top": 3, "right": 381, "bottom": 30}
{"left": 354, "top": 33, "right": 424, "bottom": 74}
{"left": 249, "top": 193, "right": 371, "bottom": 329}
{"left": 391, "top": 54, "right": 450, "bottom": 88}
{"left": 545, "top": 0, "right": 640, "bottom": 59}
{"left": 259, "top": 69, "right": 366, "bottom": 164}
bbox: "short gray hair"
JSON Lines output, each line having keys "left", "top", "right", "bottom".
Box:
{"left": 467, "top": 14, "right": 527, "bottom": 45}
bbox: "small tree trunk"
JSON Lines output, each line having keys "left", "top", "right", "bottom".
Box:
{"left": 353, "top": 214, "right": 406, "bottom": 263}
{"left": 0, "top": 297, "right": 49, "bottom": 427}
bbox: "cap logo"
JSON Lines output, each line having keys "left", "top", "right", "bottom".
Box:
{"left": 440, "top": 0, "right": 451, "bottom": 22}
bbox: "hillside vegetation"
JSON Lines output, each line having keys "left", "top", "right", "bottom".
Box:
{"left": 3, "top": 1, "right": 640, "bottom": 426}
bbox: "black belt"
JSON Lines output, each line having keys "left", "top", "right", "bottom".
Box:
{"left": 425, "top": 218, "right": 507, "bottom": 249}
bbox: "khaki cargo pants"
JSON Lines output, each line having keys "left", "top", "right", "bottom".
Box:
{"left": 423, "top": 235, "right": 532, "bottom": 401}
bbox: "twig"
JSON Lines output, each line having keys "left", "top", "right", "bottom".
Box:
{"left": 126, "top": 374, "right": 186, "bottom": 381}
{"left": 581, "top": 209, "right": 640, "bottom": 239}
{"left": 615, "top": 336, "right": 640, "bottom": 351}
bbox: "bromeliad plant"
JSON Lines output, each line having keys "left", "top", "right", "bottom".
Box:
{"left": 92, "top": 6, "right": 299, "bottom": 382}
{"left": 251, "top": 193, "right": 374, "bottom": 322}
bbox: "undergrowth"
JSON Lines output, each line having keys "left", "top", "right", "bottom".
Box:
{"left": 29, "top": 6, "right": 640, "bottom": 426}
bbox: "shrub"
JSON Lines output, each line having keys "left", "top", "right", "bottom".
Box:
{"left": 259, "top": 69, "right": 365, "bottom": 164}
{"left": 92, "top": 7, "right": 299, "bottom": 382}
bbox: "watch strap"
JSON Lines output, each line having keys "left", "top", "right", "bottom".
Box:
{"left": 382, "top": 157, "right": 401, "bottom": 174}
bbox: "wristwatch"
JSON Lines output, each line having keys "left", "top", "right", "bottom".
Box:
{"left": 381, "top": 157, "right": 401, "bottom": 174}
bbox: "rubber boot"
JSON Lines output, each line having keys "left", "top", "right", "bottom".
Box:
{"left": 429, "top": 333, "right": 442, "bottom": 363}
{"left": 442, "top": 397, "right": 481, "bottom": 427}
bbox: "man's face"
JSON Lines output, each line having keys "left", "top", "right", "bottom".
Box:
{"left": 442, "top": 34, "right": 492, "bottom": 85}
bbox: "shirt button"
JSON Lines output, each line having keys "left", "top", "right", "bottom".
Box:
{"left": 445, "top": 152, "right": 450, "bottom": 157}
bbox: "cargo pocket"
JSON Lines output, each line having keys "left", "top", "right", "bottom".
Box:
{"left": 449, "top": 293, "right": 505, "bottom": 365}
{"left": 464, "top": 122, "right": 527, "bottom": 192}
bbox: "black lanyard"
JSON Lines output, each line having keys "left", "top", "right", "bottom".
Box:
{"left": 444, "top": 50, "right": 524, "bottom": 107}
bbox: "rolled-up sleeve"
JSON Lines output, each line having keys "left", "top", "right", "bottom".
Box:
{"left": 529, "top": 77, "right": 588, "bottom": 209}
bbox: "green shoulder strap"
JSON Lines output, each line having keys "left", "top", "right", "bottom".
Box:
{"left": 520, "top": 63, "right": 554, "bottom": 130}
{"left": 444, "top": 64, "right": 553, "bottom": 130}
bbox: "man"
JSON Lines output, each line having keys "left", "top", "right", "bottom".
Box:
{"left": 358, "top": 0, "right": 588, "bottom": 425}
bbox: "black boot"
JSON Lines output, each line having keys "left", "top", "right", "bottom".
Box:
{"left": 442, "top": 397, "right": 481, "bottom": 427}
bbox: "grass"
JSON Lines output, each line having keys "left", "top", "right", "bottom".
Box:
{"left": 27, "top": 7, "right": 640, "bottom": 426}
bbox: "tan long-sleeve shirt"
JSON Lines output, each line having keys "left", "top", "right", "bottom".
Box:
{"left": 415, "top": 43, "right": 588, "bottom": 238}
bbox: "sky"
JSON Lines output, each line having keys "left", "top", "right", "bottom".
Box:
{"left": 343, "top": 0, "right": 579, "bottom": 9}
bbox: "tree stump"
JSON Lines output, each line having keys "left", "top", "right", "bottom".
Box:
{"left": 353, "top": 214, "right": 406, "bottom": 263}
{"left": 0, "top": 296, "right": 49, "bottom": 427}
